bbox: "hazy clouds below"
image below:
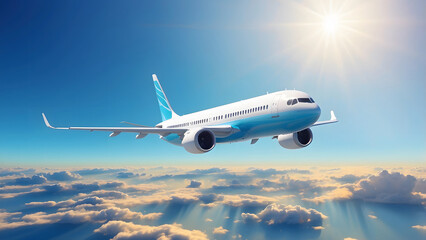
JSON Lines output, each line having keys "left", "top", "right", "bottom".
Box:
{"left": 0, "top": 166, "right": 424, "bottom": 240}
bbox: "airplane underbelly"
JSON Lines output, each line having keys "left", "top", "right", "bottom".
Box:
{"left": 217, "top": 110, "right": 317, "bottom": 143}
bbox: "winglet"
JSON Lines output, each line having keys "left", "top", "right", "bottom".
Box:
{"left": 42, "top": 113, "right": 54, "bottom": 128}
{"left": 330, "top": 110, "right": 337, "bottom": 121}
{"left": 42, "top": 113, "right": 68, "bottom": 129}
{"left": 312, "top": 110, "right": 338, "bottom": 127}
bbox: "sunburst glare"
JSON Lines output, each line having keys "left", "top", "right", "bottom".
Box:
{"left": 323, "top": 14, "right": 340, "bottom": 34}
{"left": 267, "top": 0, "right": 401, "bottom": 85}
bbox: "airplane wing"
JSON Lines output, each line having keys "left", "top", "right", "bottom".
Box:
{"left": 312, "top": 110, "right": 338, "bottom": 127}
{"left": 42, "top": 113, "right": 237, "bottom": 138}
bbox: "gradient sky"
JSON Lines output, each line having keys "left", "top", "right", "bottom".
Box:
{"left": 0, "top": 0, "right": 425, "bottom": 167}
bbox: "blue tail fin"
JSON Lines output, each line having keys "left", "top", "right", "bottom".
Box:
{"left": 152, "top": 74, "right": 178, "bottom": 121}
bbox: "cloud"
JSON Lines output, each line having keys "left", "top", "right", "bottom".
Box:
{"left": 249, "top": 168, "right": 311, "bottom": 177}
{"left": 351, "top": 170, "right": 424, "bottom": 204}
{"left": 241, "top": 213, "right": 260, "bottom": 223}
{"left": 0, "top": 206, "right": 162, "bottom": 230}
{"left": 312, "top": 226, "right": 325, "bottom": 230}
{"left": 412, "top": 225, "right": 426, "bottom": 230}
{"left": 331, "top": 174, "right": 365, "bottom": 184}
{"left": 35, "top": 181, "right": 126, "bottom": 196}
{"left": 186, "top": 180, "right": 202, "bottom": 188}
{"left": 344, "top": 238, "right": 358, "bottom": 240}
{"left": 43, "top": 171, "right": 81, "bottom": 181}
{"left": 304, "top": 170, "right": 425, "bottom": 205}
{"left": 74, "top": 168, "right": 125, "bottom": 176}
{"left": 414, "top": 178, "right": 426, "bottom": 193}
{"left": 198, "top": 193, "right": 223, "bottom": 204}
{"left": 26, "top": 199, "right": 76, "bottom": 208}
{"left": 241, "top": 203, "right": 326, "bottom": 226}
{"left": 213, "top": 226, "right": 228, "bottom": 235}
{"left": 117, "top": 172, "right": 144, "bottom": 179}
{"left": 9, "top": 175, "right": 47, "bottom": 186}
{"left": 221, "top": 194, "right": 276, "bottom": 208}
{"left": 2, "top": 170, "right": 81, "bottom": 185}
{"left": 0, "top": 186, "right": 44, "bottom": 198}
{"left": 205, "top": 218, "right": 213, "bottom": 222}
{"left": 103, "top": 188, "right": 200, "bottom": 207}
{"left": 0, "top": 168, "right": 35, "bottom": 177}
{"left": 188, "top": 168, "right": 228, "bottom": 175}
{"left": 94, "top": 221, "right": 208, "bottom": 240}
{"left": 79, "top": 190, "right": 128, "bottom": 199}
{"left": 368, "top": 215, "right": 377, "bottom": 219}
{"left": 211, "top": 181, "right": 260, "bottom": 193}
{"left": 0, "top": 210, "right": 21, "bottom": 224}
{"left": 303, "top": 187, "right": 353, "bottom": 204}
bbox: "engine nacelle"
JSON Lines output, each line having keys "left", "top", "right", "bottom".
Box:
{"left": 182, "top": 128, "right": 216, "bottom": 154}
{"left": 278, "top": 128, "right": 313, "bottom": 149}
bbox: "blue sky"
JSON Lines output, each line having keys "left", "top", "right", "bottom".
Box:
{"left": 0, "top": 0, "right": 425, "bottom": 167}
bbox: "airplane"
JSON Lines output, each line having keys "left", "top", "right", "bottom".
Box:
{"left": 42, "top": 74, "right": 338, "bottom": 154}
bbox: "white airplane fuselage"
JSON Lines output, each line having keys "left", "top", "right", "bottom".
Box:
{"left": 159, "top": 90, "right": 320, "bottom": 145}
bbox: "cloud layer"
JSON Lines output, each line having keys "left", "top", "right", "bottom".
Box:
{"left": 0, "top": 166, "right": 424, "bottom": 240}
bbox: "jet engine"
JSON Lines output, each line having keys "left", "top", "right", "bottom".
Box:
{"left": 278, "top": 128, "right": 313, "bottom": 149}
{"left": 182, "top": 128, "right": 216, "bottom": 154}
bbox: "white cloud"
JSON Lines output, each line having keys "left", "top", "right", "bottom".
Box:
{"left": 241, "top": 213, "right": 260, "bottom": 223}
{"left": 10, "top": 175, "right": 47, "bottom": 186}
{"left": 94, "top": 221, "right": 208, "bottom": 240}
{"left": 304, "top": 170, "right": 425, "bottom": 205}
{"left": 368, "top": 215, "right": 377, "bottom": 219}
{"left": 412, "top": 225, "right": 426, "bottom": 230}
{"left": 43, "top": 171, "right": 81, "bottom": 181}
{"left": 352, "top": 170, "right": 424, "bottom": 204}
{"left": 220, "top": 194, "right": 276, "bottom": 208}
{"left": 78, "top": 190, "right": 128, "bottom": 199}
{"left": 241, "top": 203, "right": 326, "bottom": 226}
{"left": 331, "top": 174, "right": 365, "bottom": 183}
{"left": 213, "top": 226, "right": 228, "bottom": 235}
{"left": 0, "top": 207, "right": 161, "bottom": 230}
{"left": 116, "top": 172, "right": 144, "bottom": 179}
{"left": 303, "top": 187, "right": 353, "bottom": 204}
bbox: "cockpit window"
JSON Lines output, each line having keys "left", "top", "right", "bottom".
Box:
{"left": 298, "top": 98, "right": 311, "bottom": 103}
{"left": 292, "top": 99, "right": 298, "bottom": 105}
{"left": 287, "top": 99, "right": 292, "bottom": 105}
{"left": 310, "top": 98, "right": 315, "bottom": 103}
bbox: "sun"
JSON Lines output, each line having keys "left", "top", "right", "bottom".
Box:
{"left": 322, "top": 14, "right": 340, "bottom": 34}
{"left": 269, "top": 0, "right": 395, "bottom": 82}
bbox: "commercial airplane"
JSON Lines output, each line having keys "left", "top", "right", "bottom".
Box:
{"left": 42, "top": 74, "right": 338, "bottom": 154}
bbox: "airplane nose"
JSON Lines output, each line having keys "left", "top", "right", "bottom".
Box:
{"left": 314, "top": 104, "right": 321, "bottom": 121}
{"left": 305, "top": 104, "right": 321, "bottom": 123}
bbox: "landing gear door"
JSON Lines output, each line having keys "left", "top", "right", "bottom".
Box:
{"left": 271, "top": 94, "right": 280, "bottom": 118}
